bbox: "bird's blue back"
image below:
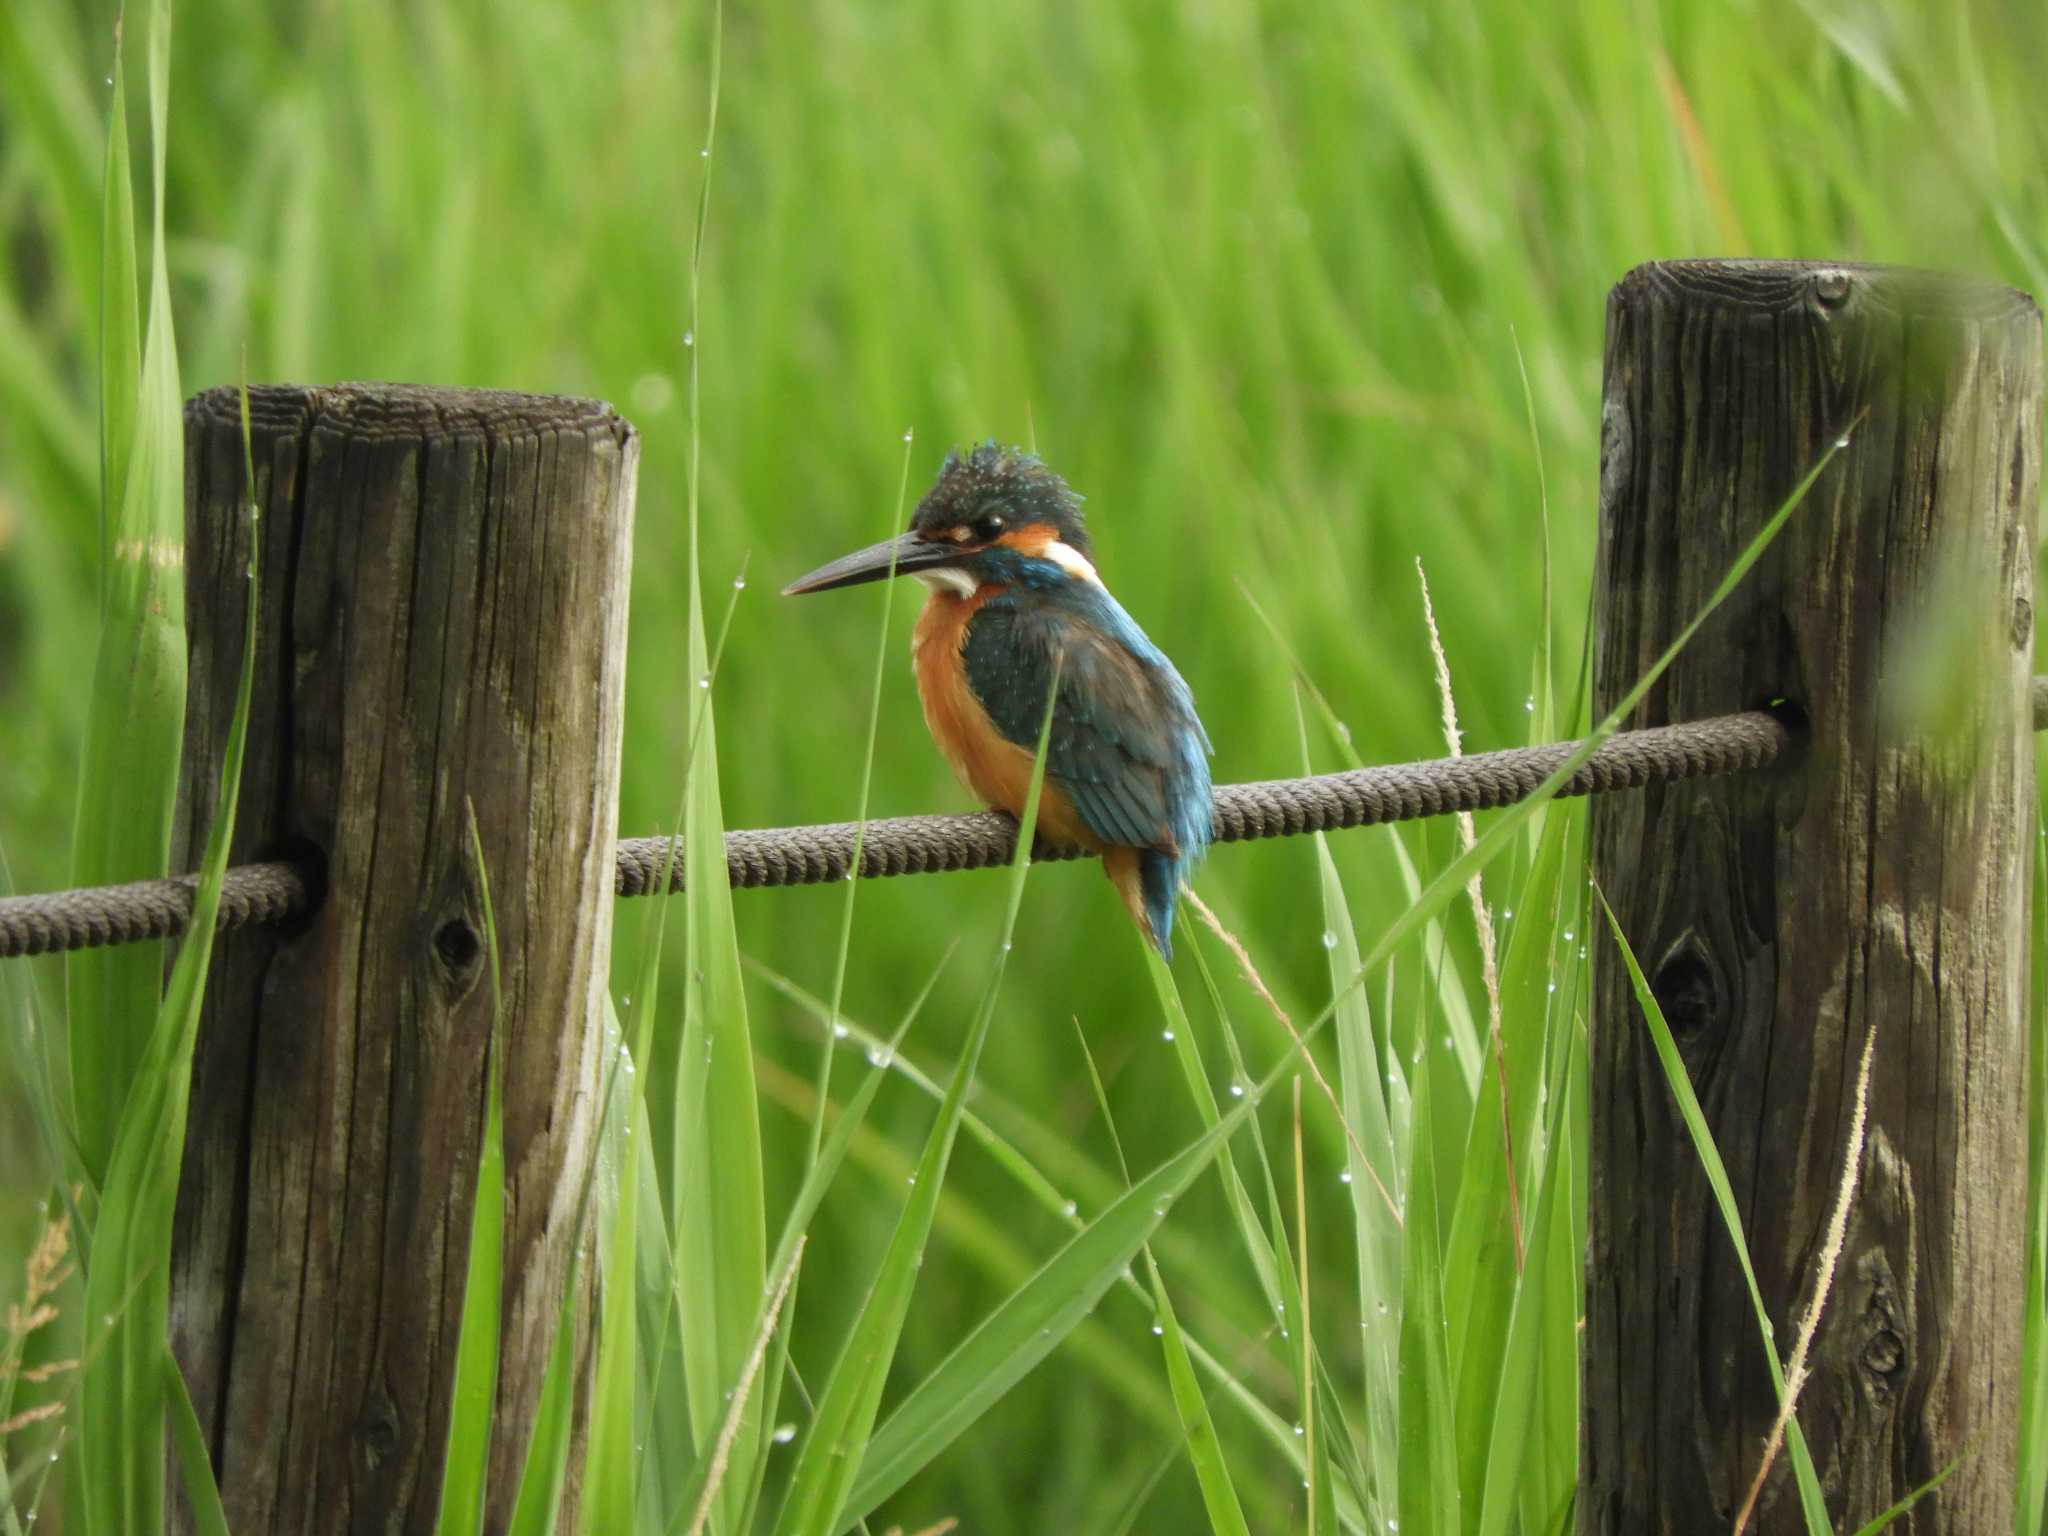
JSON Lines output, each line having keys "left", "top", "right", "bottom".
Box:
{"left": 958, "top": 551, "right": 1212, "bottom": 952}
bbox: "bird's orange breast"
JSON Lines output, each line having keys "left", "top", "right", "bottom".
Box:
{"left": 911, "top": 587, "right": 1098, "bottom": 849}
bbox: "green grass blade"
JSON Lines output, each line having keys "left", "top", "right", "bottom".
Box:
{"left": 1445, "top": 799, "right": 1571, "bottom": 1509}
{"left": 677, "top": 963, "right": 941, "bottom": 1535}
{"left": 1519, "top": 1010, "right": 1587, "bottom": 1536}
{"left": 504, "top": 1233, "right": 586, "bottom": 1536}
{"left": 1147, "top": 943, "right": 1289, "bottom": 1324}
{"left": 747, "top": 961, "right": 1076, "bottom": 1217}
{"left": 1085, "top": 1021, "right": 1249, "bottom": 1536}
{"left": 845, "top": 1085, "right": 1262, "bottom": 1528}
{"left": 67, "top": 0, "right": 186, "bottom": 1191}
{"left": 1318, "top": 834, "right": 1402, "bottom": 1525}
{"left": 1470, "top": 1002, "right": 1581, "bottom": 1536}
{"left": 1394, "top": 1042, "right": 1459, "bottom": 1536}
{"left": 1845, "top": 1456, "right": 1962, "bottom": 1536}
{"left": 1150, "top": 1216, "right": 1254, "bottom": 1536}
{"left": 96, "top": 19, "right": 139, "bottom": 609}
{"left": 79, "top": 343, "right": 252, "bottom": 1536}
{"left": 164, "top": 1357, "right": 229, "bottom": 1536}
{"left": 666, "top": 9, "right": 765, "bottom": 1525}
{"left": 1598, "top": 890, "right": 1830, "bottom": 1533}
{"left": 741, "top": 431, "right": 920, "bottom": 1536}
{"left": 2019, "top": 798, "right": 2048, "bottom": 1536}
{"left": 581, "top": 1077, "right": 650, "bottom": 1536}
{"left": 508, "top": 988, "right": 636, "bottom": 1536}
{"left": 435, "top": 808, "right": 508, "bottom": 1536}
{"left": 773, "top": 665, "right": 1062, "bottom": 1536}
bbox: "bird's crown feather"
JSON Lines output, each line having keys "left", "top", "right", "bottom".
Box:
{"left": 913, "top": 441, "right": 1092, "bottom": 557}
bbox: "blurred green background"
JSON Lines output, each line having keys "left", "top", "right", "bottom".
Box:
{"left": 2, "top": 0, "right": 2043, "bottom": 1528}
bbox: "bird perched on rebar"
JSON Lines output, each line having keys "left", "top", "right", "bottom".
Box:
{"left": 783, "top": 443, "right": 1213, "bottom": 957}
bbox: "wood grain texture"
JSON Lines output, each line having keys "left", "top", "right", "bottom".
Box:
{"left": 170, "top": 384, "right": 636, "bottom": 1535}
{"left": 1583, "top": 262, "right": 2040, "bottom": 1533}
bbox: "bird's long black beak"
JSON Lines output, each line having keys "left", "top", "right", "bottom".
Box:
{"left": 781, "top": 531, "right": 961, "bottom": 595}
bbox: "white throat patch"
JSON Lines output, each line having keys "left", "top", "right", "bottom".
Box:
{"left": 914, "top": 567, "right": 980, "bottom": 600}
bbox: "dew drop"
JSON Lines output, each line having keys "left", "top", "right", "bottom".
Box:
{"left": 1161, "top": 1028, "right": 1175, "bottom": 1041}
{"left": 1524, "top": 696, "right": 1536, "bottom": 712}
{"left": 1060, "top": 1200, "right": 1078, "bottom": 1218}
{"left": 1339, "top": 1168, "right": 1353, "bottom": 1185}
{"left": 1229, "top": 1081, "right": 1246, "bottom": 1098}
{"left": 1834, "top": 434, "right": 1852, "bottom": 450}
{"left": 697, "top": 674, "right": 711, "bottom": 690}
{"left": 682, "top": 329, "right": 695, "bottom": 348}
{"left": 902, "top": 428, "right": 915, "bottom": 443}
{"left": 772, "top": 1422, "right": 798, "bottom": 1444}
{"left": 732, "top": 575, "right": 747, "bottom": 590}
{"left": 1320, "top": 930, "right": 1339, "bottom": 950}
{"left": 865, "top": 1043, "right": 894, "bottom": 1068}
{"left": 1151, "top": 1323, "right": 1164, "bottom": 1336}
{"left": 832, "top": 1022, "right": 850, "bottom": 1039}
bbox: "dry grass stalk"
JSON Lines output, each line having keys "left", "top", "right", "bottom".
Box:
{"left": 1731, "top": 1019, "right": 1878, "bottom": 1534}
{"left": 1416, "top": 558, "right": 1522, "bottom": 1269}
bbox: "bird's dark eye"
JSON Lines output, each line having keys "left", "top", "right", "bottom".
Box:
{"left": 975, "top": 511, "right": 1007, "bottom": 541}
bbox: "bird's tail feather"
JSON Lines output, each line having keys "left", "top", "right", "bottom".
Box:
{"left": 1103, "top": 846, "right": 1183, "bottom": 959}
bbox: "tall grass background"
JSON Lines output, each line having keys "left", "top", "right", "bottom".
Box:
{"left": 0, "top": 0, "right": 2044, "bottom": 1531}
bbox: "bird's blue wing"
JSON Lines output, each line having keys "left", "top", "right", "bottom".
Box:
{"left": 962, "top": 585, "right": 1212, "bottom": 859}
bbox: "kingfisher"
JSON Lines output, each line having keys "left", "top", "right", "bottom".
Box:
{"left": 783, "top": 444, "right": 1213, "bottom": 958}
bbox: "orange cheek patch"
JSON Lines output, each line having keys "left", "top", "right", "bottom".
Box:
{"left": 995, "top": 523, "right": 1059, "bottom": 557}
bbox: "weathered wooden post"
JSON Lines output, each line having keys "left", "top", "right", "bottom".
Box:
{"left": 1584, "top": 261, "right": 2040, "bottom": 1532}
{"left": 169, "top": 385, "right": 637, "bottom": 1533}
